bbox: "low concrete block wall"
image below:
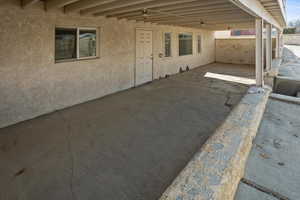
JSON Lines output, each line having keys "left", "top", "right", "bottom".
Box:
{"left": 160, "top": 86, "right": 271, "bottom": 200}
{"left": 216, "top": 38, "right": 255, "bottom": 65}
{"left": 274, "top": 76, "right": 300, "bottom": 96}
{"left": 216, "top": 38, "right": 276, "bottom": 65}
{"left": 270, "top": 93, "right": 300, "bottom": 105}
{"left": 284, "top": 34, "right": 300, "bottom": 45}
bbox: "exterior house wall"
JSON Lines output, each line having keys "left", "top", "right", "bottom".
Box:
{"left": 0, "top": 0, "right": 215, "bottom": 128}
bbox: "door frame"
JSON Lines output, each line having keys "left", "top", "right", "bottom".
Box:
{"left": 134, "top": 28, "right": 154, "bottom": 87}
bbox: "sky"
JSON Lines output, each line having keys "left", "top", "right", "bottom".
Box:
{"left": 286, "top": 0, "right": 300, "bottom": 22}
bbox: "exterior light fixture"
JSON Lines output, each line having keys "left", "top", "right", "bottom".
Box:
{"left": 142, "top": 9, "right": 149, "bottom": 18}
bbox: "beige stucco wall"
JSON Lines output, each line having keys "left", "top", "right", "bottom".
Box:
{"left": 216, "top": 38, "right": 256, "bottom": 65}
{"left": 216, "top": 38, "right": 276, "bottom": 65}
{"left": 283, "top": 34, "right": 300, "bottom": 45}
{"left": 0, "top": 1, "right": 215, "bottom": 128}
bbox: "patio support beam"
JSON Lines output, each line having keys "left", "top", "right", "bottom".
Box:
{"left": 80, "top": 0, "right": 159, "bottom": 15}
{"left": 90, "top": 0, "right": 200, "bottom": 16}
{"left": 65, "top": 0, "right": 116, "bottom": 13}
{"left": 279, "top": 31, "right": 284, "bottom": 58}
{"left": 266, "top": 23, "right": 272, "bottom": 71}
{"left": 21, "top": 0, "right": 39, "bottom": 8}
{"left": 46, "top": 0, "right": 79, "bottom": 10}
{"left": 275, "top": 29, "right": 280, "bottom": 58}
{"left": 256, "top": 18, "right": 264, "bottom": 87}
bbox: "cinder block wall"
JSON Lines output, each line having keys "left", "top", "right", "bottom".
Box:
{"left": 216, "top": 38, "right": 256, "bottom": 65}
{"left": 283, "top": 34, "right": 300, "bottom": 45}
{"left": 216, "top": 38, "right": 277, "bottom": 65}
{"left": 0, "top": 0, "right": 215, "bottom": 128}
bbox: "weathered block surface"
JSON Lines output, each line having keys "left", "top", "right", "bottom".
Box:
{"left": 243, "top": 98, "right": 300, "bottom": 200}
{"left": 160, "top": 87, "right": 271, "bottom": 200}
{"left": 234, "top": 182, "right": 277, "bottom": 200}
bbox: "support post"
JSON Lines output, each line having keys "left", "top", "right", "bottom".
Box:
{"left": 256, "top": 18, "right": 264, "bottom": 87}
{"left": 275, "top": 29, "right": 280, "bottom": 58}
{"left": 266, "top": 23, "right": 272, "bottom": 72}
{"left": 279, "top": 31, "right": 283, "bottom": 58}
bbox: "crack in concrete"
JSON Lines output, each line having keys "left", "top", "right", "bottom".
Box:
{"left": 58, "top": 112, "right": 76, "bottom": 200}
{"left": 241, "top": 178, "right": 290, "bottom": 200}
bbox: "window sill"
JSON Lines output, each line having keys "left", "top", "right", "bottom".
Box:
{"left": 55, "top": 57, "right": 100, "bottom": 64}
{"left": 179, "top": 54, "right": 193, "bottom": 57}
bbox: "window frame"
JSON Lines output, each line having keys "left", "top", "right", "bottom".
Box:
{"left": 163, "top": 32, "right": 172, "bottom": 58}
{"left": 197, "top": 34, "right": 202, "bottom": 54}
{"left": 55, "top": 26, "right": 100, "bottom": 63}
{"left": 178, "top": 32, "right": 193, "bottom": 56}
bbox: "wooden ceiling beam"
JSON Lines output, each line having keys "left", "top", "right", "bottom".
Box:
{"left": 154, "top": 18, "right": 253, "bottom": 26}
{"left": 46, "top": 0, "right": 80, "bottom": 10}
{"left": 21, "top": 0, "right": 40, "bottom": 8}
{"left": 65, "top": 0, "right": 117, "bottom": 13}
{"left": 114, "top": 9, "right": 246, "bottom": 20}
{"left": 80, "top": 0, "right": 158, "bottom": 15}
{"left": 91, "top": 0, "right": 200, "bottom": 16}
{"left": 141, "top": 14, "right": 252, "bottom": 23}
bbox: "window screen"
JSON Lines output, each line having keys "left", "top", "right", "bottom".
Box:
{"left": 55, "top": 28, "right": 77, "bottom": 61}
{"left": 179, "top": 33, "right": 193, "bottom": 56}
{"left": 164, "top": 33, "right": 172, "bottom": 57}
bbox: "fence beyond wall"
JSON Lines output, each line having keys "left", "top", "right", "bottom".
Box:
{"left": 283, "top": 34, "right": 300, "bottom": 45}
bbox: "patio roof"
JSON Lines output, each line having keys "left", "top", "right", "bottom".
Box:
{"left": 259, "top": 0, "right": 287, "bottom": 27}
{"left": 22, "top": 0, "right": 258, "bottom": 30}
{"left": 22, "top": 0, "right": 286, "bottom": 30}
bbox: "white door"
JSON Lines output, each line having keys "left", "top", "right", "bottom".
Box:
{"left": 135, "top": 30, "right": 153, "bottom": 86}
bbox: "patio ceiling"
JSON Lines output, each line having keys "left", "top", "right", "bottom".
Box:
{"left": 25, "top": 0, "right": 258, "bottom": 30}
{"left": 259, "top": 0, "right": 286, "bottom": 27}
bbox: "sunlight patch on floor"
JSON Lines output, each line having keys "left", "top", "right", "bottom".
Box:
{"left": 204, "top": 72, "right": 256, "bottom": 85}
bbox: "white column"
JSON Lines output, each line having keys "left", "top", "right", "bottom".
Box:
{"left": 266, "top": 23, "right": 272, "bottom": 71}
{"left": 275, "top": 29, "right": 280, "bottom": 58}
{"left": 256, "top": 18, "right": 264, "bottom": 87}
{"left": 279, "top": 31, "right": 283, "bottom": 58}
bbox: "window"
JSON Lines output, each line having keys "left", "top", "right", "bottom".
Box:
{"left": 179, "top": 33, "right": 193, "bottom": 56}
{"left": 197, "top": 35, "right": 202, "bottom": 54}
{"left": 55, "top": 27, "right": 98, "bottom": 62}
{"left": 164, "top": 33, "right": 172, "bottom": 57}
{"left": 55, "top": 28, "right": 77, "bottom": 60}
{"left": 79, "top": 29, "right": 97, "bottom": 58}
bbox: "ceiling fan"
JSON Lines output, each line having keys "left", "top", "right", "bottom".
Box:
{"left": 140, "top": 8, "right": 217, "bottom": 28}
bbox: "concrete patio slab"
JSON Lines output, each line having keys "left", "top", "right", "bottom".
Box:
{"left": 237, "top": 98, "right": 300, "bottom": 200}
{"left": 0, "top": 63, "right": 254, "bottom": 200}
{"left": 235, "top": 182, "right": 277, "bottom": 200}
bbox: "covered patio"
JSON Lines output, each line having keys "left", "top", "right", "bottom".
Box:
{"left": 0, "top": 63, "right": 255, "bottom": 200}
{"left": 0, "top": 0, "right": 287, "bottom": 199}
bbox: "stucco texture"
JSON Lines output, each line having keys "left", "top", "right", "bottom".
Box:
{"left": 0, "top": 0, "right": 215, "bottom": 128}
{"left": 216, "top": 38, "right": 277, "bottom": 65}
{"left": 216, "top": 39, "right": 256, "bottom": 65}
